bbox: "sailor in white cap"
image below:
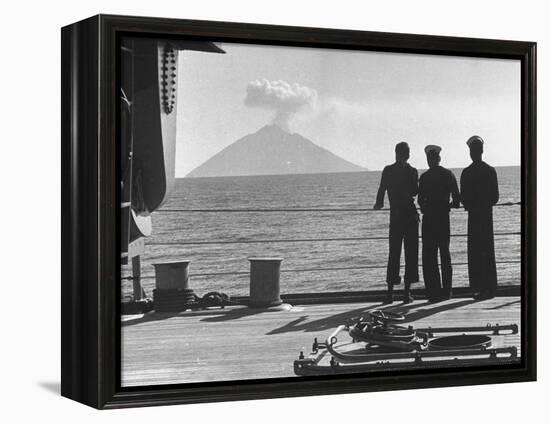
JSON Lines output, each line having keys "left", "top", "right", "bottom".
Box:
{"left": 418, "top": 144, "right": 460, "bottom": 302}
{"left": 460, "top": 136, "right": 499, "bottom": 300}
{"left": 466, "top": 135, "right": 484, "bottom": 148}
{"left": 424, "top": 145, "right": 442, "bottom": 155}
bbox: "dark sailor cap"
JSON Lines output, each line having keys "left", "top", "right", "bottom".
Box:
{"left": 467, "top": 135, "right": 484, "bottom": 147}
{"left": 424, "top": 145, "right": 442, "bottom": 155}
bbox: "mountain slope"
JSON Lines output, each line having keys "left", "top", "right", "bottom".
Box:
{"left": 187, "top": 125, "right": 367, "bottom": 178}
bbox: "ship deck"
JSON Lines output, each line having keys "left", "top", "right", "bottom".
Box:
{"left": 121, "top": 295, "right": 521, "bottom": 387}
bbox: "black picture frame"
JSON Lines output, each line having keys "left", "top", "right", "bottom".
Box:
{"left": 61, "top": 14, "right": 537, "bottom": 409}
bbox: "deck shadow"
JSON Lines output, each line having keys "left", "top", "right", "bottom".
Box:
{"left": 267, "top": 304, "right": 381, "bottom": 335}
{"left": 377, "top": 298, "right": 479, "bottom": 322}
{"left": 199, "top": 307, "right": 277, "bottom": 322}
{"left": 399, "top": 299, "right": 478, "bottom": 323}
{"left": 266, "top": 298, "right": 478, "bottom": 335}
{"left": 122, "top": 307, "right": 246, "bottom": 326}
{"left": 484, "top": 299, "right": 520, "bottom": 310}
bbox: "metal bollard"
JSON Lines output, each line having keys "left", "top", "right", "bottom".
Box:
{"left": 248, "top": 257, "right": 284, "bottom": 308}
{"left": 153, "top": 260, "right": 191, "bottom": 290}
{"left": 153, "top": 260, "right": 194, "bottom": 313}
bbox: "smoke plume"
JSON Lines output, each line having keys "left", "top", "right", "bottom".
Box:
{"left": 244, "top": 79, "right": 318, "bottom": 131}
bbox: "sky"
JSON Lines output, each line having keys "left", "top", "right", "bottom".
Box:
{"left": 175, "top": 42, "right": 520, "bottom": 176}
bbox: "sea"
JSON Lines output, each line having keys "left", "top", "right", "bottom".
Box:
{"left": 121, "top": 166, "right": 521, "bottom": 298}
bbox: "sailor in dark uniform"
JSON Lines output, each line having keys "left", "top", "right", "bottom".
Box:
{"left": 374, "top": 142, "right": 419, "bottom": 304}
{"left": 418, "top": 145, "right": 461, "bottom": 302}
{"left": 460, "top": 136, "right": 499, "bottom": 300}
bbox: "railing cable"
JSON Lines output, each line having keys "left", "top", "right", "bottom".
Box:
{"left": 145, "top": 231, "right": 520, "bottom": 246}
{"left": 121, "top": 260, "right": 521, "bottom": 281}
{"left": 155, "top": 202, "right": 520, "bottom": 213}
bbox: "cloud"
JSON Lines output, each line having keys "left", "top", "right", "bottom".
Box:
{"left": 320, "top": 99, "right": 370, "bottom": 119}
{"left": 244, "top": 79, "right": 318, "bottom": 131}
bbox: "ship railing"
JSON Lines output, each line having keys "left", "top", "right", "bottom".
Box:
{"left": 154, "top": 201, "right": 520, "bottom": 213}
{"left": 122, "top": 201, "right": 521, "bottom": 285}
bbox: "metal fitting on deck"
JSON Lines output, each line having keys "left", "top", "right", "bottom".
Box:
{"left": 153, "top": 260, "right": 195, "bottom": 312}
{"left": 248, "top": 257, "right": 285, "bottom": 308}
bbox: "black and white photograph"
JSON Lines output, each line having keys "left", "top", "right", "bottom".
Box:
{"left": 2, "top": 0, "right": 547, "bottom": 419}
{"left": 120, "top": 36, "right": 523, "bottom": 387}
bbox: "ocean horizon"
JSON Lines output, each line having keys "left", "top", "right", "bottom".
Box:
{"left": 178, "top": 165, "right": 520, "bottom": 180}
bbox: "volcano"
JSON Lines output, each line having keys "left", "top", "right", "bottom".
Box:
{"left": 186, "top": 125, "right": 367, "bottom": 178}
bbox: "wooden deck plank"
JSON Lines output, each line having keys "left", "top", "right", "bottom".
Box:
{"left": 121, "top": 296, "right": 521, "bottom": 387}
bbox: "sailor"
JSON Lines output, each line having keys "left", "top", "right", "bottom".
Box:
{"left": 418, "top": 145, "right": 460, "bottom": 302}
{"left": 460, "top": 136, "right": 499, "bottom": 300}
{"left": 373, "top": 142, "right": 419, "bottom": 304}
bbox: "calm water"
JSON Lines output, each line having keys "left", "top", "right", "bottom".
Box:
{"left": 122, "top": 166, "right": 520, "bottom": 297}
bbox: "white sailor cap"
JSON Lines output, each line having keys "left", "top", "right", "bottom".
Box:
{"left": 466, "top": 135, "right": 484, "bottom": 147}
{"left": 424, "top": 145, "right": 442, "bottom": 155}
